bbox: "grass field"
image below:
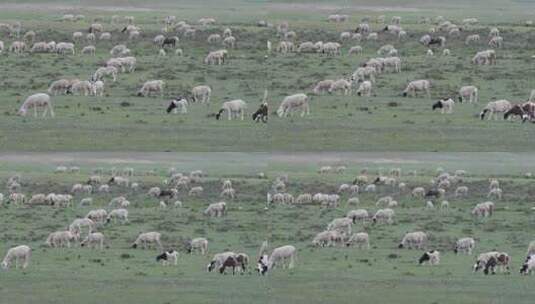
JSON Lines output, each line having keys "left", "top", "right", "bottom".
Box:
{"left": 0, "top": 0, "right": 535, "bottom": 151}
{"left": 2, "top": 152, "right": 535, "bottom": 304}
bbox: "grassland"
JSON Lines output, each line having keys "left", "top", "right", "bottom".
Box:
{"left": 2, "top": 152, "right": 535, "bottom": 304}
{"left": 0, "top": 0, "right": 534, "bottom": 151}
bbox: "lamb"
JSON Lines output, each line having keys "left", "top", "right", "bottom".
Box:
{"left": 215, "top": 99, "right": 247, "bottom": 120}
{"left": 403, "top": 80, "right": 431, "bottom": 97}
{"left": 458, "top": 86, "right": 478, "bottom": 103}
{"left": 356, "top": 81, "right": 372, "bottom": 97}
{"left": 18, "top": 93, "right": 54, "bottom": 118}
{"left": 432, "top": 98, "right": 455, "bottom": 114}
{"left": 454, "top": 237, "right": 475, "bottom": 255}
{"left": 276, "top": 93, "right": 309, "bottom": 117}
{"left": 480, "top": 100, "right": 512, "bottom": 120}
{"left": 80, "top": 232, "right": 105, "bottom": 250}
{"left": 1, "top": 245, "right": 31, "bottom": 270}
{"left": 465, "top": 34, "right": 480, "bottom": 45}
{"left": 329, "top": 79, "right": 352, "bottom": 95}
{"left": 30, "top": 41, "right": 50, "bottom": 53}
{"left": 86, "top": 209, "right": 107, "bottom": 223}
{"left": 419, "top": 250, "right": 440, "bottom": 265}
{"left": 398, "top": 231, "right": 427, "bottom": 249}
{"left": 455, "top": 186, "right": 468, "bottom": 197}
{"left": 312, "top": 230, "right": 343, "bottom": 247}
{"left": 488, "top": 36, "right": 503, "bottom": 48}
{"left": 187, "top": 238, "right": 208, "bottom": 255}
{"left": 46, "top": 230, "right": 79, "bottom": 248}
{"left": 204, "top": 202, "right": 226, "bottom": 217}
{"left": 313, "top": 80, "right": 335, "bottom": 95}
{"left": 223, "top": 36, "right": 236, "bottom": 48}
{"left": 156, "top": 250, "right": 179, "bottom": 266}
{"left": 191, "top": 85, "right": 212, "bottom": 104}
{"left": 106, "top": 208, "right": 129, "bottom": 224}
{"left": 93, "top": 66, "right": 118, "bottom": 82}
{"left": 257, "top": 245, "right": 297, "bottom": 274}
{"left": 346, "top": 232, "right": 370, "bottom": 249}
{"left": 132, "top": 232, "right": 162, "bottom": 250}
{"left": 90, "top": 80, "right": 104, "bottom": 97}
{"left": 204, "top": 49, "right": 228, "bottom": 65}
{"left": 81, "top": 45, "right": 96, "bottom": 56}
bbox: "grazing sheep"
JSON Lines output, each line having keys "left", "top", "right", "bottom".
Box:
{"left": 489, "top": 27, "right": 500, "bottom": 37}
{"left": 156, "top": 250, "right": 179, "bottom": 266}
{"left": 313, "top": 80, "right": 335, "bottom": 95}
{"left": 187, "top": 238, "right": 208, "bottom": 255}
{"left": 93, "top": 66, "right": 118, "bottom": 82}
{"left": 412, "top": 187, "right": 425, "bottom": 198}
{"left": 347, "top": 209, "right": 368, "bottom": 223}
{"left": 520, "top": 254, "right": 535, "bottom": 275}
{"left": 18, "top": 93, "right": 54, "bottom": 118}
{"left": 432, "top": 98, "right": 455, "bottom": 114}
{"left": 472, "top": 201, "right": 495, "bottom": 218}
{"left": 487, "top": 188, "right": 502, "bottom": 200}
{"left": 455, "top": 186, "right": 468, "bottom": 197}
{"left": 257, "top": 245, "right": 297, "bottom": 274}
{"left": 465, "top": 34, "right": 480, "bottom": 45}
{"left": 458, "top": 86, "right": 478, "bottom": 103}
{"left": 166, "top": 96, "right": 188, "bottom": 114}
{"left": 189, "top": 186, "right": 203, "bottom": 196}
{"left": 403, "top": 80, "right": 431, "bottom": 97}
{"left": 46, "top": 230, "right": 79, "bottom": 248}
{"left": 419, "top": 250, "right": 440, "bottom": 265}
{"left": 80, "top": 232, "right": 105, "bottom": 250}
{"left": 472, "top": 50, "right": 496, "bottom": 65}
{"left": 351, "top": 66, "right": 376, "bottom": 83}
{"left": 327, "top": 217, "right": 353, "bottom": 235}
{"left": 454, "top": 237, "right": 475, "bottom": 255}
{"left": 474, "top": 251, "right": 510, "bottom": 274}
{"left": 86, "top": 209, "right": 107, "bottom": 223}
{"left": 277, "top": 93, "right": 309, "bottom": 117}
{"left": 312, "top": 230, "right": 343, "bottom": 247}
{"left": 204, "top": 49, "right": 228, "bottom": 65}
{"left": 99, "top": 32, "right": 111, "bottom": 40}
{"left": 137, "top": 80, "right": 164, "bottom": 97}
{"left": 321, "top": 42, "right": 341, "bottom": 56}
{"left": 69, "top": 218, "right": 95, "bottom": 236}
{"left": 9, "top": 41, "right": 27, "bottom": 55}
{"left": 109, "top": 176, "right": 129, "bottom": 187}
{"left": 296, "top": 193, "right": 312, "bottom": 204}
{"left": 297, "top": 41, "right": 317, "bottom": 53}
{"left": 480, "top": 100, "right": 512, "bottom": 120}
{"left": 220, "top": 188, "right": 236, "bottom": 199}
{"left": 1, "top": 245, "right": 31, "bottom": 270}
{"left": 346, "top": 232, "right": 370, "bottom": 249}
{"left": 132, "top": 232, "right": 162, "bottom": 250}
{"left": 106, "top": 208, "right": 129, "bottom": 224}
{"left": 204, "top": 202, "right": 226, "bottom": 217}
{"left": 158, "top": 49, "right": 166, "bottom": 57}
{"left": 488, "top": 36, "right": 503, "bottom": 48}
{"left": 208, "top": 252, "right": 248, "bottom": 274}
{"left": 191, "top": 85, "right": 211, "bottom": 104}
{"left": 70, "top": 80, "right": 92, "bottom": 96}
{"left": 215, "top": 99, "right": 247, "bottom": 120}
{"left": 329, "top": 79, "right": 352, "bottom": 95}
{"left": 222, "top": 36, "right": 236, "bottom": 48}
{"left": 442, "top": 49, "right": 450, "bottom": 56}
{"left": 356, "top": 81, "right": 372, "bottom": 97}
{"left": 399, "top": 232, "right": 427, "bottom": 249}
{"left": 55, "top": 42, "right": 75, "bottom": 55}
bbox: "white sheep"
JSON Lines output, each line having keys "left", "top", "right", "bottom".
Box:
{"left": 356, "top": 81, "right": 372, "bottom": 97}
{"left": 312, "top": 230, "right": 343, "bottom": 247}
{"left": 86, "top": 209, "right": 107, "bottom": 223}
{"left": 93, "top": 66, "right": 118, "bottom": 82}
{"left": 215, "top": 99, "right": 247, "bottom": 120}
{"left": 46, "top": 230, "right": 79, "bottom": 248}
{"left": 107, "top": 208, "right": 129, "bottom": 224}
{"left": 18, "top": 93, "right": 54, "bottom": 118}
{"left": 480, "top": 100, "right": 512, "bottom": 120}
{"left": 488, "top": 188, "right": 502, "bottom": 200}
{"left": 296, "top": 193, "right": 312, "bottom": 204}
{"left": 399, "top": 231, "right": 427, "bottom": 249}
{"left": 80, "top": 232, "right": 105, "bottom": 250}
{"left": 458, "top": 86, "right": 478, "bottom": 103}
{"left": 454, "top": 237, "right": 475, "bottom": 255}
{"left": 257, "top": 245, "right": 297, "bottom": 274}
{"left": 137, "top": 80, "right": 164, "bottom": 97}
{"left": 70, "top": 80, "right": 92, "bottom": 96}
{"left": 329, "top": 79, "right": 352, "bottom": 95}
{"left": 403, "top": 80, "right": 431, "bottom": 98}
{"left": 1, "top": 245, "right": 31, "bottom": 270}
{"left": 204, "top": 202, "right": 226, "bottom": 217}
{"left": 488, "top": 36, "right": 503, "bottom": 48}
{"left": 432, "top": 98, "right": 455, "bottom": 114}
{"left": 346, "top": 209, "right": 368, "bottom": 223}
{"left": 465, "top": 34, "right": 480, "bottom": 45}
{"left": 321, "top": 42, "right": 341, "bottom": 56}
{"left": 188, "top": 238, "right": 208, "bottom": 255}
{"left": 55, "top": 42, "right": 75, "bottom": 55}
{"left": 277, "top": 93, "right": 309, "bottom": 117}
{"left": 472, "top": 50, "right": 496, "bottom": 65}
{"left": 223, "top": 36, "right": 236, "bottom": 48}
{"left": 313, "top": 80, "right": 334, "bottom": 95}
{"left": 327, "top": 217, "right": 353, "bottom": 235}
{"left": 69, "top": 218, "right": 95, "bottom": 236}
{"left": 455, "top": 186, "right": 468, "bottom": 197}
{"left": 132, "top": 232, "right": 162, "bottom": 250}
{"left": 220, "top": 188, "right": 236, "bottom": 199}
{"left": 347, "top": 232, "right": 370, "bottom": 249}
{"left": 351, "top": 66, "right": 376, "bottom": 83}
{"left": 191, "top": 85, "right": 212, "bottom": 104}
{"left": 189, "top": 186, "right": 203, "bottom": 196}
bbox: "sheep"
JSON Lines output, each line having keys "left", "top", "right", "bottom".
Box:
{"left": 107, "top": 208, "right": 129, "bottom": 224}
{"left": 327, "top": 217, "right": 353, "bottom": 235}
{"left": 329, "top": 79, "right": 352, "bottom": 95}
{"left": 520, "top": 255, "right": 535, "bottom": 275}
{"left": 80, "top": 232, "right": 105, "bottom": 250}
{"left": 313, "top": 80, "right": 335, "bottom": 95}
{"left": 86, "top": 209, "right": 107, "bottom": 223}
{"left": 204, "top": 49, "right": 228, "bottom": 65}
{"left": 474, "top": 251, "right": 510, "bottom": 274}
{"left": 321, "top": 42, "right": 341, "bottom": 56}
{"left": 257, "top": 245, "right": 297, "bottom": 274}
{"left": 345, "top": 232, "right": 370, "bottom": 249}
{"left": 458, "top": 86, "right": 478, "bottom": 103}
{"left": 55, "top": 42, "right": 75, "bottom": 55}
{"left": 411, "top": 187, "right": 425, "bottom": 198}
{"left": 89, "top": 23, "right": 103, "bottom": 33}
{"left": 220, "top": 188, "right": 236, "bottom": 199}
{"left": 187, "top": 238, "right": 208, "bottom": 255}
{"left": 442, "top": 48, "right": 450, "bottom": 56}
{"left": 351, "top": 66, "right": 376, "bottom": 84}
{"left": 277, "top": 93, "right": 309, "bottom": 117}
{"left": 312, "top": 230, "right": 343, "bottom": 247}
{"left": 46, "top": 230, "right": 79, "bottom": 248}
{"left": 340, "top": 32, "right": 351, "bottom": 41}
{"left": 73, "top": 31, "right": 84, "bottom": 41}
{"left": 189, "top": 186, "right": 203, "bottom": 196}
{"left": 402, "top": 80, "right": 431, "bottom": 98}
{"left": 69, "top": 218, "right": 95, "bottom": 236}
{"left": 1, "top": 245, "right": 31, "bottom": 270}
{"left": 132, "top": 232, "right": 162, "bottom": 250}
{"left": 432, "top": 98, "right": 455, "bottom": 114}
{"left": 527, "top": 241, "right": 535, "bottom": 256}
{"left": 109, "top": 176, "right": 129, "bottom": 187}
{"left": 30, "top": 41, "right": 50, "bottom": 53}
{"left": 454, "top": 237, "right": 475, "bottom": 255}
{"left": 383, "top": 56, "right": 401, "bottom": 73}
{"left": 355, "top": 81, "right": 373, "bottom": 97}
{"left": 215, "top": 99, "right": 247, "bottom": 120}
{"left": 487, "top": 188, "right": 502, "bottom": 200}
{"left": 17, "top": 93, "right": 54, "bottom": 118}
{"left": 204, "top": 202, "right": 226, "bottom": 217}
{"left": 90, "top": 80, "right": 104, "bottom": 97}
{"left": 208, "top": 252, "right": 248, "bottom": 274}
{"left": 110, "top": 44, "right": 128, "bottom": 56}
{"left": 488, "top": 36, "right": 503, "bottom": 48}
{"left": 136, "top": 80, "right": 164, "bottom": 97}
{"left": 148, "top": 187, "right": 161, "bottom": 197}
{"left": 99, "top": 32, "right": 111, "bottom": 40}
{"left": 472, "top": 50, "right": 496, "bottom": 65}
{"left": 93, "top": 66, "right": 118, "bottom": 82}
{"left": 297, "top": 41, "right": 317, "bottom": 53}
{"left": 455, "top": 186, "right": 468, "bottom": 197}
{"left": 465, "top": 34, "right": 480, "bottom": 45}
{"left": 70, "top": 80, "right": 93, "bottom": 96}
{"left": 156, "top": 250, "right": 179, "bottom": 266}
{"left": 472, "top": 202, "right": 494, "bottom": 217}
{"left": 480, "top": 100, "right": 512, "bottom": 120}
{"left": 296, "top": 193, "right": 312, "bottom": 204}
{"left": 158, "top": 48, "right": 166, "bottom": 57}
{"left": 419, "top": 250, "right": 440, "bottom": 265}
{"left": 489, "top": 27, "right": 500, "bottom": 37}
{"left": 399, "top": 231, "right": 427, "bottom": 249}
